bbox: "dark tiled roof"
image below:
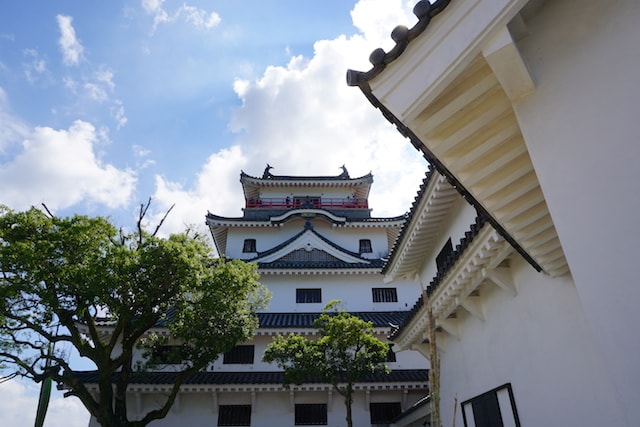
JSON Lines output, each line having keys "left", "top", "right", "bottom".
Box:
{"left": 206, "top": 211, "right": 405, "bottom": 225}
{"left": 346, "top": 0, "right": 452, "bottom": 87}
{"left": 72, "top": 369, "right": 428, "bottom": 386}
{"left": 257, "top": 311, "right": 409, "bottom": 328}
{"left": 390, "top": 216, "right": 488, "bottom": 339}
{"left": 250, "top": 221, "right": 385, "bottom": 269}
{"left": 392, "top": 394, "right": 430, "bottom": 423}
{"left": 240, "top": 168, "right": 373, "bottom": 183}
{"left": 257, "top": 259, "right": 385, "bottom": 269}
{"left": 382, "top": 168, "right": 435, "bottom": 273}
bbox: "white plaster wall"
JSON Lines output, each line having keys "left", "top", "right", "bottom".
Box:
{"left": 226, "top": 218, "right": 394, "bottom": 259}
{"left": 88, "top": 389, "right": 427, "bottom": 427}
{"left": 418, "top": 198, "right": 479, "bottom": 283}
{"left": 514, "top": 0, "right": 640, "bottom": 424}
{"left": 260, "top": 274, "right": 421, "bottom": 313}
{"left": 437, "top": 255, "right": 623, "bottom": 427}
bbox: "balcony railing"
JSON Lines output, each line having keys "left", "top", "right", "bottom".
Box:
{"left": 245, "top": 197, "right": 368, "bottom": 209}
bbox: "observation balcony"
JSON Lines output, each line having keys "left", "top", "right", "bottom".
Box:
{"left": 245, "top": 197, "right": 368, "bottom": 210}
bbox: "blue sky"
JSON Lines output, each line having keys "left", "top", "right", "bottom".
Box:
{"left": 0, "top": 1, "right": 427, "bottom": 425}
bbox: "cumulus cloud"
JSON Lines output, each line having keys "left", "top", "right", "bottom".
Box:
{"left": 141, "top": 0, "right": 221, "bottom": 32}
{"left": 150, "top": 0, "right": 427, "bottom": 236}
{"left": 148, "top": 145, "right": 248, "bottom": 239}
{"left": 0, "top": 379, "right": 89, "bottom": 427}
{"left": 56, "top": 15, "right": 84, "bottom": 66}
{"left": 0, "top": 120, "right": 136, "bottom": 211}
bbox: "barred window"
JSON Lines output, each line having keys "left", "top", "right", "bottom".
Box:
{"left": 372, "top": 288, "right": 398, "bottom": 303}
{"left": 296, "top": 288, "right": 322, "bottom": 303}
{"left": 150, "top": 345, "right": 182, "bottom": 364}
{"left": 218, "top": 405, "right": 251, "bottom": 426}
{"left": 386, "top": 346, "right": 397, "bottom": 363}
{"left": 370, "top": 402, "right": 402, "bottom": 425}
{"left": 461, "top": 384, "right": 521, "bottom": 427}
{"left": 436, "top": 238, "right": 453, "bottom": 273}
{"left": 223, "top": 345, "right": 255, "bottom": 364}
{"left": 242, "top": 239, "right": 256, "bottom": 253}
{"left": 359, "top": 239, "right": 372, "bottom": 253}
{"left": 295, "top": 403, "right": 327, "bottom": 425}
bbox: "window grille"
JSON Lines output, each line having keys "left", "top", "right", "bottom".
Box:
{"left": 242, "top": 239, "right": 256, "bottom": 253}
{"left": 369, "top": 402, "right": 402, "bottom": 426}
{"left": 223, "top": 345, "right": 255, "bottom": 364}
{"left": 369, "top": 402, "right": 402, "bottom": 425}
{"left": 280, "top": 249, "right": 339, "bottom": 263}
{"left": 436, "top": 238, "right": 453, "bottom": 273}
{"left": 359, "top": 239, "right": 372, "bottom": 253}
{"left": 295, "top": 403, "right": 327, "bottom": 425}
{"left": 218, "top": 405, "right": 251, "bottom": 426}
{"left": 296, "top": 288, "right": 322, "bottom": 303}
{"left": 372, "top": 288, "right": 398, "bottom": 303}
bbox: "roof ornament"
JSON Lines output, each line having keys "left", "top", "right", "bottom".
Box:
{"left": 339, "top": 164, "right": 350, "bottom": 179}
{"left": 262, "top": 164, "right": 274, "bottom": 179}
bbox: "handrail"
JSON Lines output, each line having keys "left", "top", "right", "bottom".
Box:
{"left": 245, "top": 197, "right": 368, "bottom": 209}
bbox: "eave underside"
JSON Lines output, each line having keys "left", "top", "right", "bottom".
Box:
{"left": 72, "top": 369, "right": 429, "bottom": 393}
{"left": 397, "top": 56, "right": 568, "bottom": 276}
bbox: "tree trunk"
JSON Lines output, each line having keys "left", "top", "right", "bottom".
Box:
{"left": 423, "top": 288, "right": 441, "bottom": 427}
{"left": 344, "top": 384, "right": 353, "bottom": 427}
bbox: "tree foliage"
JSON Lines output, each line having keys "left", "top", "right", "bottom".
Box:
{"left": 262, "top": 301, "right": 390, "bottom": 427}
{"left": 0, "top": 204, "right": 269, "bottom": 427}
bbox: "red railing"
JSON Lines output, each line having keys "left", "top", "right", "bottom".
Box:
{"left": 245, "top": 197, "right": 368, "bottom": 209}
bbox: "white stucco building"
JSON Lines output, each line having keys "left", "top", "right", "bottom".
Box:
{"left": 347, "top": 0, "right": 640, "bottom": 426}
{"left": 84, "top": 167, "right": 430, "bottom": 426}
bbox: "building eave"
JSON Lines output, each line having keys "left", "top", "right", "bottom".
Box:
{"left": 383, "top": 170, "right": 458, "bottom": 281}
{"left": 347, "top": 0, "right": 568, "bottom": 277}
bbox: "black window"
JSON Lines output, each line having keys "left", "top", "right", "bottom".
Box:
{"left": 372, "top": 287, "right": 398, "bottom": 303}
{"left": 242, "top": 239, "right": 256, "bottom": 253}
{"left": 223, "top": 345, "right": 255, "bottom": 364}
{"left": 386, "top": 346, "right": 397, "bottom": 363}
{"left": 218, "top": 405, "right": 251, "bottom": 426}
{"left": 296, "top": 288, "right": 322, "bottom": 303}
{"left": 436, "top": 238, "right": 453, "bottom": 273}
{"left": 150, "top": 345, "right": 182, "bottom": 364}
{"left": 461, "top": 384, "right": 521, "bottom": 427}
{"left": 295, "top": 403, "right": 327, "bottom": 425}
{"left": 359, "top": 239, "right": 372, "bottom": 253}
{"left": 370, "top": 402, "right": 402, "bottom": 425}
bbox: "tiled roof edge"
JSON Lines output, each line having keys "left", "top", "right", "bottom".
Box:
{"left": 240, "top": 169, "right": 373, "bottom": 183}
{"left": 345, "top": 1, "right": 541, "bottom": 273}
{"left": 381, "top": 168, "right": 435, "bottom": 273}
{"left": 346, "top": 0, "right": 452, "bottom": 87}
{"left": 71, "top": 369, "right": 429, "bottom": 386}
{"left": 390, "top": 215, "right": 489, "bottom": 339}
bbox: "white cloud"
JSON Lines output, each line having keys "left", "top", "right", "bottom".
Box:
{"left": 141, "top": 0, "right": 221, "bottom": 32}
{"left": 56, "top": 15, "right": 84, "bottom": 66}
{"left": 148, "top": 145, "right": 248, "bottom": 238}
{"left": 180, "top": 5, "right": 221, "bottom": 30}
{"left": 112, "top": 100, "right": 128, "bottom": 129}
{"left": 0, "top": 120, "right": 136, "bottom": 211}
{"left": 150, "top": 0, "right": 427, "bottom": 236}
{"left": 0, "top": 379, "right": 89, "bottom": 427}
{"left": 22, "top": 49, "right": 49, "bottom": 84}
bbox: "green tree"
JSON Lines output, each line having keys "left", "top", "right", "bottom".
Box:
{"left": 0, "top": 203, "right": 270, "bottom": 427}
{"left": 263, "top": 300, "right": 391, "bottom": 427}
